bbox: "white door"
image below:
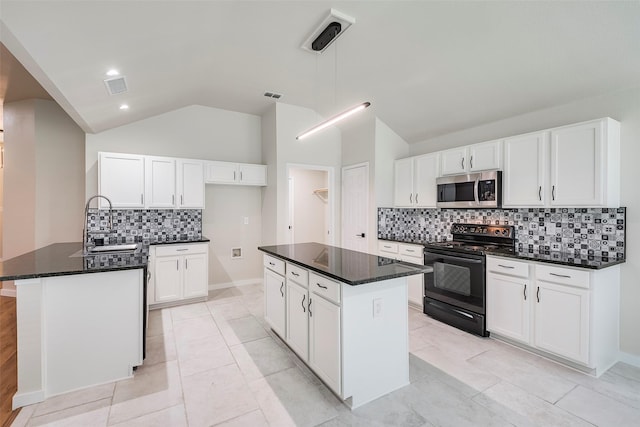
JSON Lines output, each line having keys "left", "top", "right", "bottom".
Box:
{"left": 286, "top": 281, "right": 309, "bottom": 361}
{"left": 309, "top": 294, "right": 341, "bottom": 395}
{"left": 342, "top": 163, "right": 369, "bottom": 253}
{"left": 178, "top": 160, "right": 205, "bottom": 208}
{"left": 182, "top": 253, "right": 208, "bottom": 298}
{"left": 206, "top": 161, "right": 238, "bottom": 184}
{"left": 440, "top": 147, "right": 468, "bottom": 175}
{"left": 238, "top": 164, "right": 267, "bottom": 185}
{"left": 503, "top": 132, "right": 547, "bottom": 207}
{"left": 264, "top": 269, "right": 286, "bottom": 337}
{"left": 413, "top": 153, "right": 439, "bottom": 208}
{"left": 486, "top": 274, "right": 530, "bottom": 344}
{"left": 534, "top": 281, "right": 590, "bottom": 364}
{"left": 469, "top": 140, "right": 502, "bottom": 172}
{"left": 99, "top": 152, "right": 145, "bottom": 208}
{"left": 155, "top": 256, "right": 182, "bottom": 302}
{"left": 394, "top": 158, "right": 414, "bottom": 207}
{"left": 145, "top": 157, "right": 176, "bottom": 208}
{"left": 550, "top": 121, "right": 603, "bottom": 206}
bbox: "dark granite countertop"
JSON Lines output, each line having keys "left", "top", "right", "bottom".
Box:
{"left": 0, "top": 237, "right": 211, "bottom": 281}
{"left": 378, "top": 238, "right": 624, "bottom": 270}
{"left": 258, "top": 242, "right": 431, "bottom": 286}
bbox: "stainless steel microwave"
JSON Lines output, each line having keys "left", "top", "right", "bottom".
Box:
{"left": 436, "top": 171, "right": 502, "bottom": 208}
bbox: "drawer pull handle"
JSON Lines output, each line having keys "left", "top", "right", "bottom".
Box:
{"left": 177, "top": 248, "right": 189, "bottom": 252}
{"left": 406, "top": 249, "right": 415, "bottom": 253}
{"left": 301, "top": 294, "right": 306, "bottom": 312}
{"left": 291, "top": 271, "right": 299, "bottom": 277}
{"left": 309, "top": 297, "right": 312, "bottom": 317}
{"left": 383, "top": 245, "right": 392, "bottom": 249}
{"left": 523, "top": 284, "right": 527, "bottom": 301}
{"left": 498, "top": 264, "right": 515, "bottom": 269}
{"left": 539, "top": 186, "right": 542, "bottom": 201}
{"left": 316, "top": 283, "right": 328, "bottom": 290}
{"left": 280, "top": 282, "right": 284, "bottom": 297}
{"left": 550, "top": 272, "right": 571, "bottom": 279}
{"left": 269, "top": 262, "right": 275, "bottom": 266}
{"left": 536, "top": 286, "right": 540, "bottom": 303}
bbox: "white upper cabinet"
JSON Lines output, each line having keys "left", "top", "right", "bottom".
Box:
{"left": 205, "top": 161, "right": 267, "bottom": 186}
{"left": 503, "top": 118, "right": 620, "bottom": 208}
{"left": 177, "top": 159, "right": 205, "bottom": 208}
{"left": 394, "top": 153, "right": 439, "bottom": 208}
{"left": 145, "top": 156, "right": 176, "bottom": 208}
{"left": 550, "top": 118, "right": 619, "bottom": 207}
{"left": 99, "top": 152, "right": 146, "bottom": 208}
{"left": 503, "top": 131, "right": 547, "bottom": 207}
{"left": 440, "top": 140, "right": 502, "bottom": 176}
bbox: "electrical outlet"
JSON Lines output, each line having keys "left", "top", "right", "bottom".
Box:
{"left": 373, "top": 298, "right": 383, "bottom": 318}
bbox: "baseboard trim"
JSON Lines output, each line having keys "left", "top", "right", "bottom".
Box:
{"left": 618, "top": 351, "right": 640, "bottom": 368}
{"left": 13, "top": 389, "right": 44, "bottom": 409}
{"left": 208, "top": 278, "right": 262, "bottom": 291}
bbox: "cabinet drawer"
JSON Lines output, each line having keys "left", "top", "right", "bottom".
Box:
{"left": 287, "top": 263, "right": 309, "bottom": 287}
{"left": 487, "top": 256, "right": 529, "bottom": 278}
{"left": 309, "top": 272, "right": 340, "bottom": 304}
{"left": 154, "top": 243, "right": 208, "bottom": 257}
{"left": 378, "top": 241, "right": 398, "bottom": 254}
{"left": 264, "top": 254, "right": 285, "bottom": 276}
{"left": 536, "top": 264, "right": 590, "bottom": 289}
{"left": 399, "top": 244, "right": 423, "bottom": 258}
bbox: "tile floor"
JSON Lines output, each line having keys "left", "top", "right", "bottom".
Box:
{"left": 11, "top": 283, "right": 640, "bottom": 427}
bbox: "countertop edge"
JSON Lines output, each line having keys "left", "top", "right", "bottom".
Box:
{"left": 2, "top": 264, "right": 147, "bottom": 282}
{"left": 258, "top": 245, "right": 430, "bottom": 286}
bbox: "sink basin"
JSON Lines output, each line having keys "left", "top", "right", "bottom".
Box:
{"left": 87, "top": 243, "right": 139, "bottom": 253}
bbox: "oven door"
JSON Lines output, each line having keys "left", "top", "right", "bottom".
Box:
{"left": 424, "top": 249, "right": 485, "bottom": 314}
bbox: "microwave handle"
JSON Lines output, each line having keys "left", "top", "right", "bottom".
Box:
{"left": 474, "top": 177, "right": 480, "bottom": 203}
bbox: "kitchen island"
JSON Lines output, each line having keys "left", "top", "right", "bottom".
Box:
{"left": 258, "top": 242, "right": 431, "bottom": 409}
{"left": 0, "top": 242, "right": 148, "bottom": 409}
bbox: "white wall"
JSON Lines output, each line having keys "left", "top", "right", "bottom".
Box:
{"left": 374, "top": 118, "right": 410, "bottom": 208}
{"left": 410, "top": 87, "right": 640, "bottom": 359}
{"left": 85, "top": 105, "right": 263, "bottom": 286}
{"left": 262, "top": 102, "right": 341, "bottom": 245}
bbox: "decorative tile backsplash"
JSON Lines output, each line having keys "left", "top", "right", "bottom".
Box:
{"left": 86, "top": 209, "right": 202, "bottom": 245}
{"left": 378, "top": 207, "right": 626, "bottom": 260}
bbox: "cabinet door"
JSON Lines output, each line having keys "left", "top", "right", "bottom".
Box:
{"left": 486, "top": 273, "right": 530, "bottom": 344}
{"left": 550, "top": 121, "right": 603, "bottom": 206}
{"left": 99, "top": 152, "right": 145, "bottom": 208}
{"left": 238, "top": 164, "right": 267, "bottom": 186}
{"left": 264, "top": 269, "right": 286, "bottom": 338}
{"left": 469, "top": 140, "right": 502, "bottom": 172}
{"left": 206, "top": 161, "right": 238, "bottom": 184}
{"left": 155, "top": 256, "right": 182, "bottom": 302}
{"left": 440, "top": 147, "right": 467, "bottom": 175}
{"left": 413, "top": 153, "right": 439, "bottom": 208}
{"left": 286, "top": 281, "right": 309, "bottom": 361}
{"left": 178, "top": 160, "right": 205, "bottom": 208}
{"left": 309, "top": 294, "right": 341, "bottom": 395}
{"left": 503, "top": 132, "right": 547, "bottom": 207}
{"left": 394, "top": 158, "right": 414, "bottom": 207}
{"left": 145, "top": 157, "right": 176, "bottom": 208}
{"left": 534, "top": 281, "right": 590, "bottom": 364}
{"left": 399, "top": 253, "right": 424, "bottom": 309}
{"left": 182, "top": 253, "right": 208, "bottom": 299}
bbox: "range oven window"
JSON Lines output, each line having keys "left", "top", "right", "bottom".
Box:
{"left": 424, "top": 250, "right": 485, "bottom": 314}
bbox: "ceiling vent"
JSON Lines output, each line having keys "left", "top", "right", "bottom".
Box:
{"left": 301, "top": 9, "right": 355, "bottom": 54}
{"left": 104, "top": 76, "right": 128, "bottom": 95}
{"left": 264, "top": 91, "right": 282, "bottom": 99}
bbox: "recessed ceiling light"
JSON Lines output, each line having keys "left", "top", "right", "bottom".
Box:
{"left": 119, "top": 104, "right": 129, "bottom": 110}
{"left": 106, "top": 69, "right": 120, "bottom": 76}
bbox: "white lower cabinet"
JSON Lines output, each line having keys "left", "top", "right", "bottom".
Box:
{"left": 309, "top": 292, "right": 341, "bottom": 394}
{"left": 149, "top": 243, "right": 209, "bottom": 308}
{"left": 264, "top": 265, "right": 286, "bottom": 338}
{"left": 287, "top": 281, "right": 309, "bottom": 360}
{"left": 379, "top": 240, "right": 424, "bottom": 309}
{"left": 487, "top": 255, "right": 619, "bottom": 376}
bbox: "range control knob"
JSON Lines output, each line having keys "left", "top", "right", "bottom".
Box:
{"left": 494, "top": 229, "right": 500, "bottom": 235}
{"left": 502, "top": 229, "right": 509, "bottom": 236}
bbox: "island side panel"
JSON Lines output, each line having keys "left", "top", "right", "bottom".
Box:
{"left": 341, "top": 277, "right": 409, "bottom": 409}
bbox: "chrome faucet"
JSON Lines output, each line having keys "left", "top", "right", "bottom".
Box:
{"left": 83, "top": 195, "right": 114, "bottom": 247}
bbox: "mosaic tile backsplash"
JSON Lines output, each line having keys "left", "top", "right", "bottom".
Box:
{"left": 378, "top": 207, "right": 626, "bottom": 260}
{"left": 86, "top": 209, "right": 202, "bottom": 245}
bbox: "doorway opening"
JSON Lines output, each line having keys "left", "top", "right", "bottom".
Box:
{"left": 287, "top": 164, "right": 334, "bottom": 245}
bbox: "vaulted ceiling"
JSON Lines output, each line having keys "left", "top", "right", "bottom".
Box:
{"left": 1, "top": 1, "right": 639, "bottom": 143}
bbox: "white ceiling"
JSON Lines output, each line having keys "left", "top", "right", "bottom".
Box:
{"left": 1, "top": 1, "right": 639, "bottom": 143}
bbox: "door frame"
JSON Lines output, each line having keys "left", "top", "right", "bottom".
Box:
{"left": 286, "top": 163, "right": 335, "bottom": 245}
{"left": 341, "top": 162, "right": 369, "bottom": 252}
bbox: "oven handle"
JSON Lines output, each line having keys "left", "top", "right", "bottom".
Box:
{"left": 426, "top": 253, "right": 484, "bottom": 264}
